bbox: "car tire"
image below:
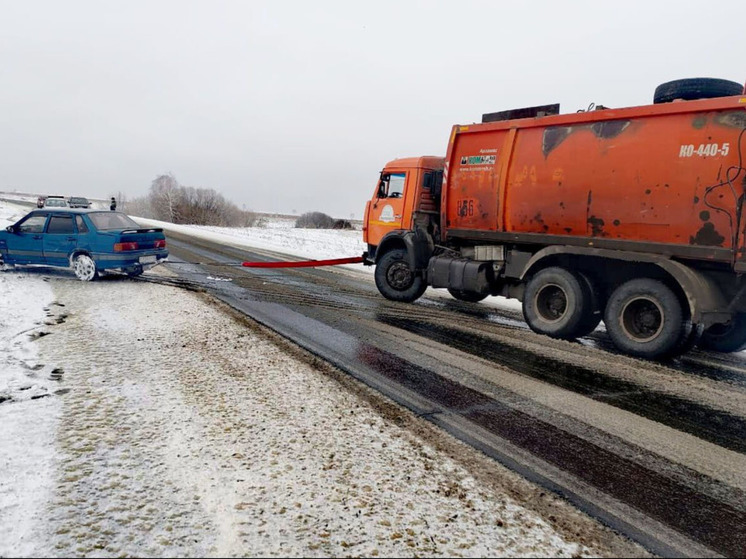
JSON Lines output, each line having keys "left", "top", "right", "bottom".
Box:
{"left": 653, "top": 78, "right": 743, "bottom": 104}
{"left": 522, "top": 267, "right": 592, "bottom": 339}
{"left": 604, "top": 278, "right": 685, "bottom": 358}
{"left": 127, "top": 264, "right": 144, "bottom": 277}
{"left": 447, "top": 288, "right": 488, "bottom": 303}
{"left": 374, "top": 248, "right": 426, "bottom": 302}
{"left": 72, "top": 254, "right": 98, "bottom": 282}
{"left": 698, "top": 313, "right": 746, "bottom": 353}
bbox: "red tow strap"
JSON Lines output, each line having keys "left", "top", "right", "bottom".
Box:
{"left": 242, "top": 256, "right": 364, "bottom": 268}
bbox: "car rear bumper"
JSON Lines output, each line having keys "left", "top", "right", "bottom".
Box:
{"left": 92, "top": 250, "right": 169, "bottom": 270}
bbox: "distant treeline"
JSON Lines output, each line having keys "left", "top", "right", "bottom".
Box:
{"left": 117, "top": 173, "right": 354, "bottom": 229}
{"left": 121, "top": 173, "right": 260, "bottom": 227}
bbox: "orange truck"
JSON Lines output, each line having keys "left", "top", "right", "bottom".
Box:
{"left": 362, "top": 77, "right": 746, "bottom": 359}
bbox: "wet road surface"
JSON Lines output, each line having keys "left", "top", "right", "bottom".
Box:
{"left": 156, "top": 230, "right": 746, "bottom": 558}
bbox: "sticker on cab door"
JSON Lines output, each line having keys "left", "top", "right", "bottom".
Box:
{"left": 380, "top": 205, "right": 396, "bottom": 223}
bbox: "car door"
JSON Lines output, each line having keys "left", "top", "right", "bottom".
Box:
{"left": 43, "top": 214, "right": 77, "bottom": 266}
{"left": 4, "top": 212, "right": 48, "bottom": 264}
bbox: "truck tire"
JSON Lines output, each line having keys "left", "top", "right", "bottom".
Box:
{"left": 522, "top": 267, "right": 592, "bottom": 339}
{"left": 574, "top": 271, "right": 603, "bottom": 337}
{"left": 653, "top": 78, "right": 743, "bottom": 104}
{"left": 603, "top": 278, "right": 684, "bottom": 358}
{"left": 447, "top": 288, "right": 488, "bottom": 303}
{"left": 374, "top": 248, "right": 426, "bottom": 302}
{"left": 670, "top": 321, "right": 704, "bottom": 357}
{"left": 698, "top": 313, "right": 746, "bottom": 353}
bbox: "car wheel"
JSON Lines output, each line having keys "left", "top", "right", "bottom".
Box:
{"left": 653, "top": 78, "right": 743, "bottom": 104}
{"left": 447, "top": 288, "right": 488, "bottom": 303}
{"left": 127, "top": 264, "right": 144, "bottom": 277}
{"left": 72, "top": 254, "right": 98, "bottom": 282}
{"left": 604, "top": 278, "right": 685, "bottom": 358}
{"left": 522, "top": 267, "right": 592, "bottom": 339}
{"left": 698, "top": 313, "right": 746, "bottom": 353}
{"left": 374, "top": 248, "right": 426, "bottom": 302}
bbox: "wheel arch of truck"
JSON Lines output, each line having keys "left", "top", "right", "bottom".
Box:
{"left": 516, "top": 245, "right": 730, "bottom": 326}
{"left": 376, "top": 229, "right": 433, "bottom": 271}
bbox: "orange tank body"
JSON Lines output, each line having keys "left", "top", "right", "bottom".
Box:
{"left": 443, "top": 96, "right": 746, "bottom": 264}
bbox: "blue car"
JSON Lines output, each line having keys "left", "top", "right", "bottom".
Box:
{"left": 0, "top": 208, "right": 168, "bottom": 281}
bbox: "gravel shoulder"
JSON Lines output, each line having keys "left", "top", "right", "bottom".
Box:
{"left": 6, "top": 271, "right": 649, "bottom": 557}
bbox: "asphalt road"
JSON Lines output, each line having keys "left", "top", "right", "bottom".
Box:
{"left": 158, "top": 229, "right": 746, "bottom": 558}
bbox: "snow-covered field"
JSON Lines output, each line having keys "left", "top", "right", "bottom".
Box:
{"left": 0, "top": 197, "right": 645, "bottom": 557}
{"left": 138, "top": 217, "right": 371, "bottom": 274}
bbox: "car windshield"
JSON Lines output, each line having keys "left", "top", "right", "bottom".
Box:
{"left": 87, "top": 212, "right": 141, "bottom": 231}
{"left": 45, "top": 199, "right": 66, "bottom": 207}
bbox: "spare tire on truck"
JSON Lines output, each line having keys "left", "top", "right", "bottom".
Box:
{"left": 653, "top": 78, "right": 743, "bottom": 104}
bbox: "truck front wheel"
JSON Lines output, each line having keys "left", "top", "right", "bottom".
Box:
{"left": 374, "top": 248, "right": 426, "bottom": 302}
{"left": 522, "top": 267, "right": 592, "bottom": 339}
{"left": 698, "top": 314, "right": 746, "bottom": 353}
{"left": 604, "top": 279, "right": 684, "bottom": 358}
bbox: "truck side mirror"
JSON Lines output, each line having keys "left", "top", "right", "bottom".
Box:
{"left": 377, "top": 181, "right": 386, "bottom": 198}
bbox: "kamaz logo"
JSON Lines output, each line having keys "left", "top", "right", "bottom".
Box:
{"left": 460, "top": 155, "right": 496, "bottom": 165}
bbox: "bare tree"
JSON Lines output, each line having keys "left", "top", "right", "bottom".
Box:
{"left": 141, "top": 173, "right": 262, "bottom": 226}
{"left": 149, "top": 173, "right": 182, "bottom": 222}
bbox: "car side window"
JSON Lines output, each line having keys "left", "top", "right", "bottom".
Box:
{"left": 17, "top": 214, "right": 48, "bottom": 233}
{"left": 47, "top": 215, "right": 74, "bottom": 234}
{"left": 75, "top": 215, "right": 89, "bottom": 233}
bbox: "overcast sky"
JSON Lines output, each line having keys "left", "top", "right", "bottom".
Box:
{"left": 1, "top": 1, "right": 743, "bottom": 219}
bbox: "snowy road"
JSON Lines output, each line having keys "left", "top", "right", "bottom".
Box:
{"left": 158, "top": 229, "right": 746, "bottom": 557}
{"left": 4, "top": 197, "right": 744, "bottom": 557}
{"left": 0, "top": 269, "right": 644, "bottom": 557}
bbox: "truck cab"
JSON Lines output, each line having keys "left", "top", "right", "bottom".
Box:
{"left": 363, "top": 156, "right": 443, "bottom": 262}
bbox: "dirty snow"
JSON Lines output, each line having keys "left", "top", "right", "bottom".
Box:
{"left": 0, "top": 197, "right": 645, "bottom": 557}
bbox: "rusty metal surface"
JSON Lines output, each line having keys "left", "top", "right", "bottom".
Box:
{"left": 438, "top": 96, "right": 746, "bottom": 261}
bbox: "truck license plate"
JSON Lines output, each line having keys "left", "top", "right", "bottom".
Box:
{"left": 139, "top": 255, "right": 156, "bottom": 264}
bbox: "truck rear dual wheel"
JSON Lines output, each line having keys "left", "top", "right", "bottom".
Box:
{"left": 604, "top": 278, "right": 685, "bottom": 359}
{"left": 448, "top": 288, "right": 488, "bottom": 303}
{"left": 698, "top": 314, "right": 746, "bottom": 353}
{"left": 522, "top": 267, "right": 597, "bottom": 339}
{"left": 374, "top": 248, "right": 427, "bottom": 303}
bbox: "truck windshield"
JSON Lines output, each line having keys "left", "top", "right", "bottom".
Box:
{"left": 380, "top": 173, "right": 406, "bottom": 198}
